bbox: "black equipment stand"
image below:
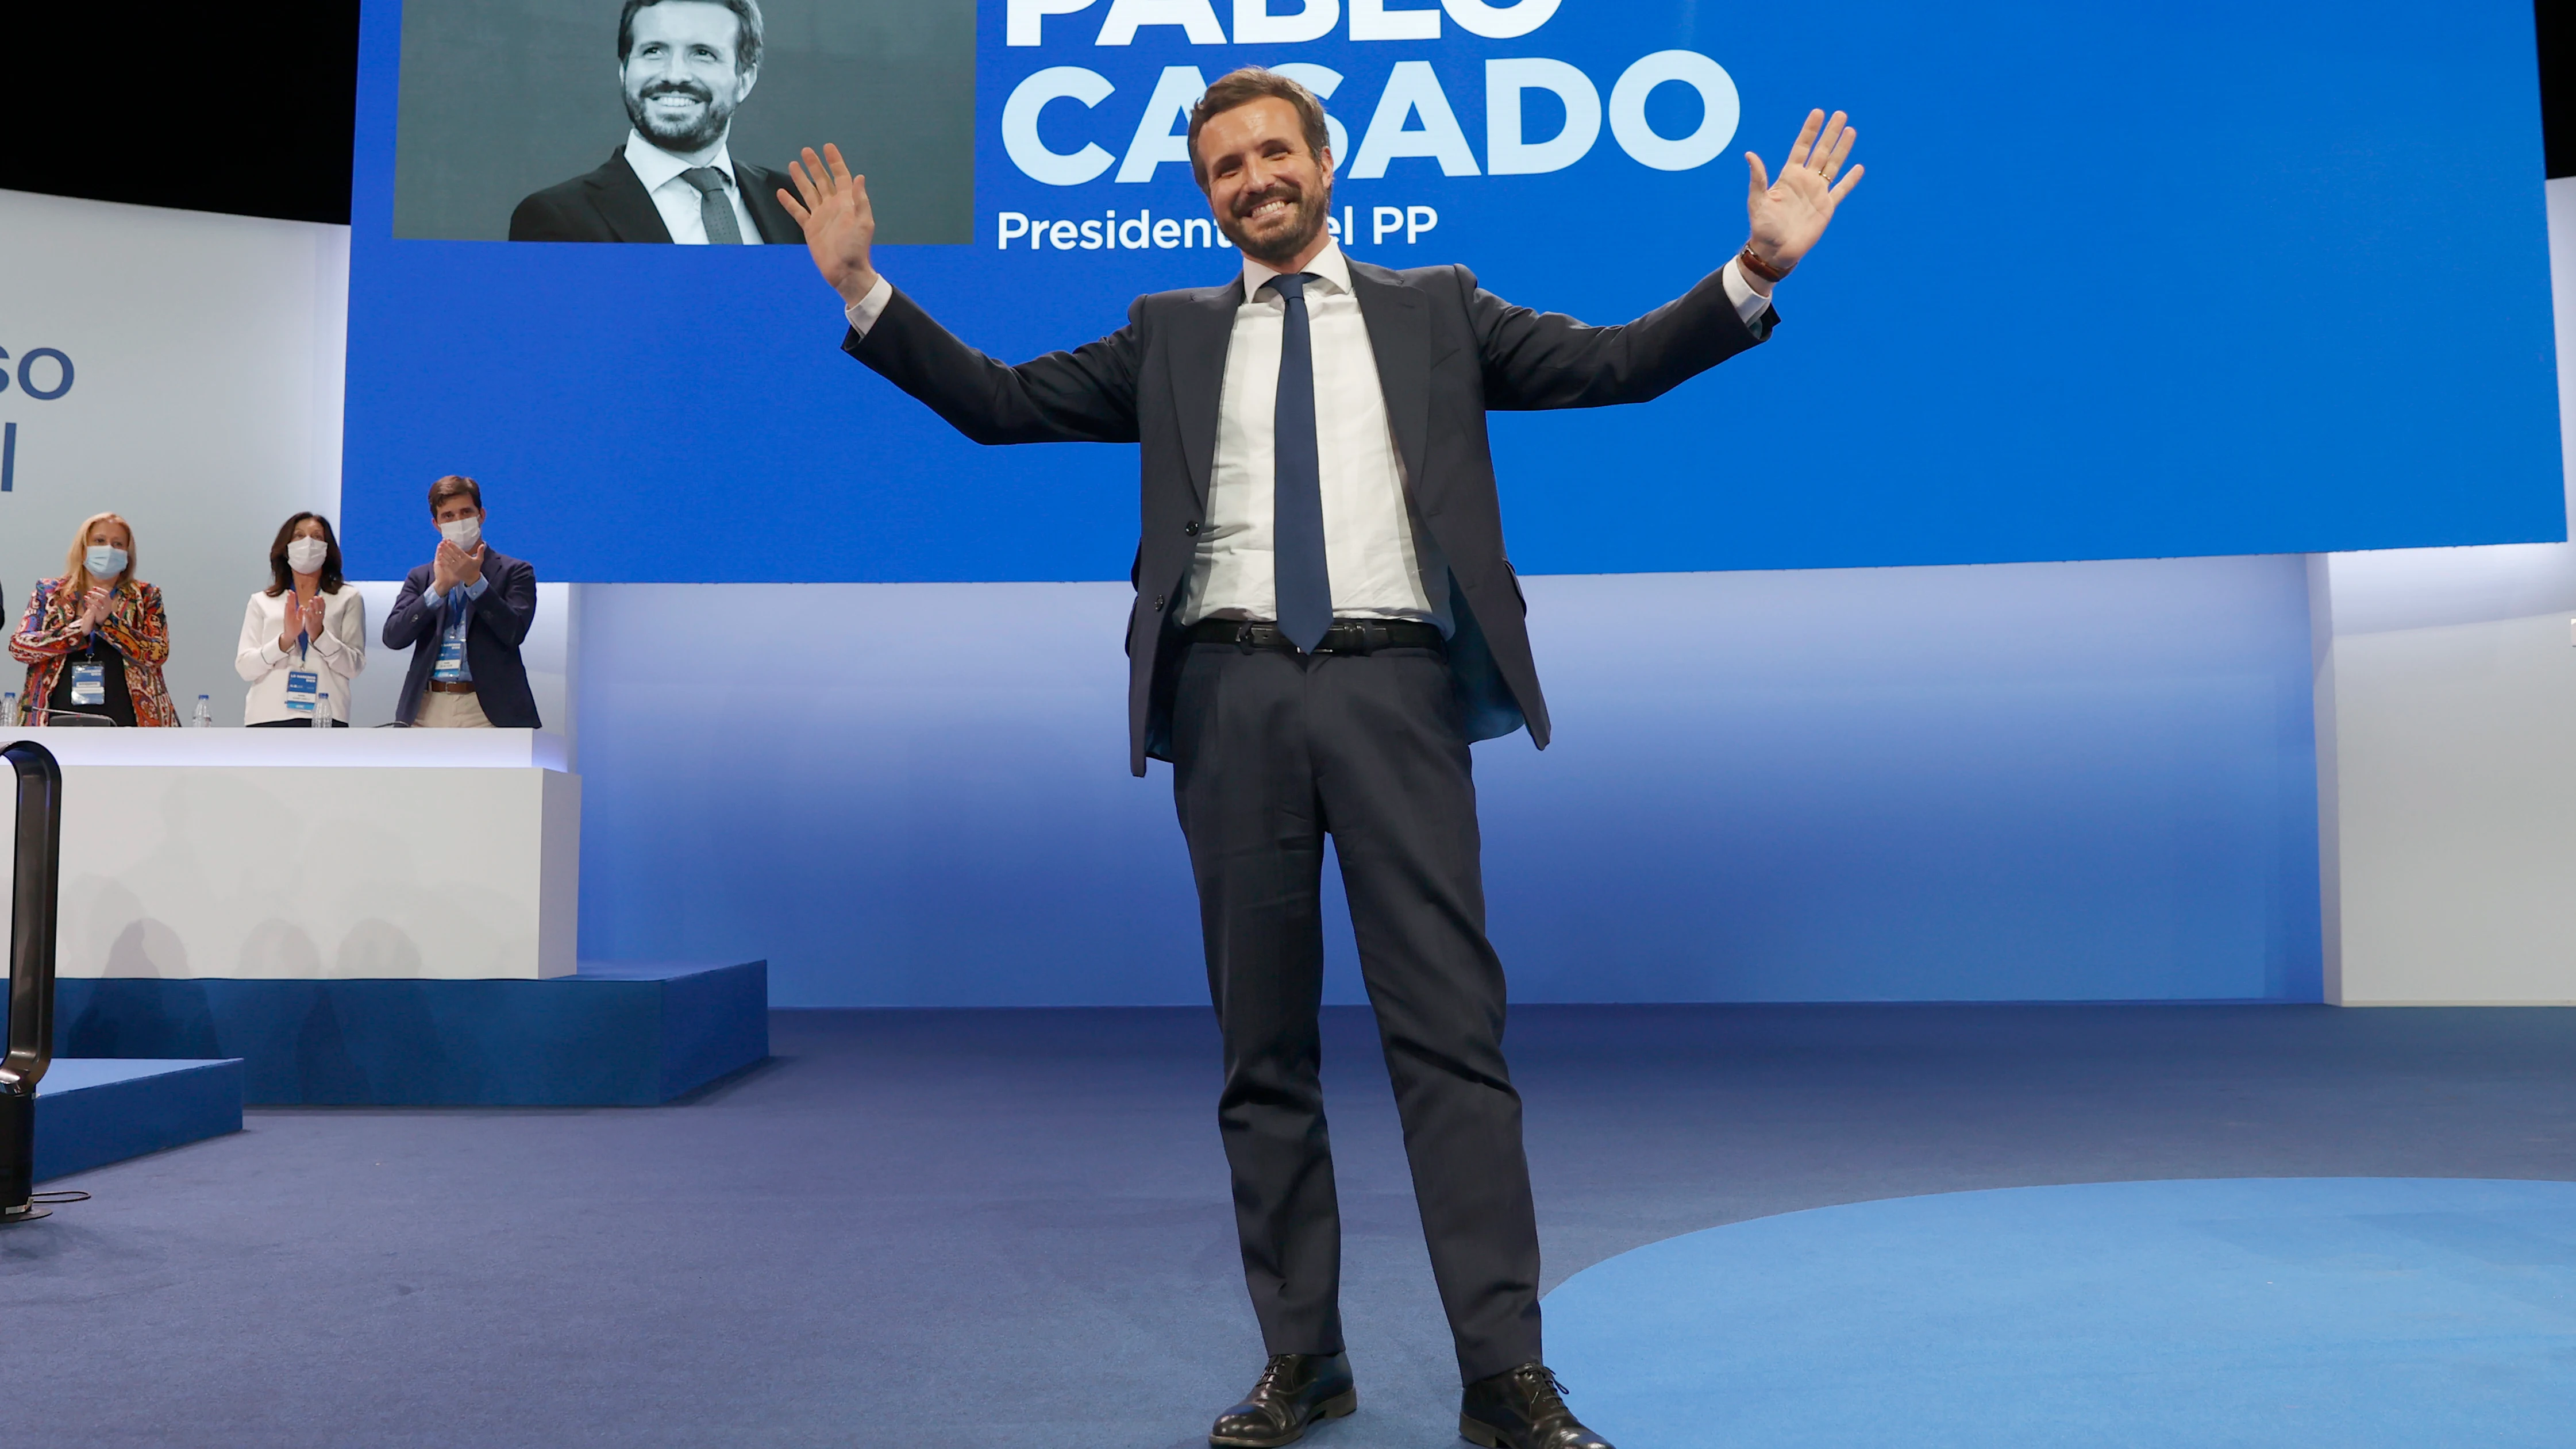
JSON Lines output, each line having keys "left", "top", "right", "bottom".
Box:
{"left": 1, "top": 741, "right": 63, "bottom": 1223}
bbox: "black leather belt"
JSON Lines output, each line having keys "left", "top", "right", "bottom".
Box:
{"left": 1187, "top": 618, "right": 1447, "bottom": 654}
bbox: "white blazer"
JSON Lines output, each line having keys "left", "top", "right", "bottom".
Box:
{"left": 235, "top": 585, "right": 367, "bottom": 724}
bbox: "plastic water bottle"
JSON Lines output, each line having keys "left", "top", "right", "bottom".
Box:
{"left": 2, "top": 690, "right": 16, "bottom": 726}
{"left": 315, "top": 692, "right": 330, "bottom": 733}
{"left": 192, "top": 694, "right": 213, "bottom": 728}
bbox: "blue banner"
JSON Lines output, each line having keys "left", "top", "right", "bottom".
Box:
{"left": 342, "top": 0, "right": 2562, "bottom": 582}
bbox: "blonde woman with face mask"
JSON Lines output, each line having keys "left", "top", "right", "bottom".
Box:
{"left": 236, "top": 512, "right": 367, "bottom": 727}
{"left": 8, "top": 511, "right": 178, "bottom": 726}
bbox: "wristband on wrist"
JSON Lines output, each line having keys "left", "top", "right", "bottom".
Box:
{"left": 1737, "top": 243, "right": 1791, "bottom": 284}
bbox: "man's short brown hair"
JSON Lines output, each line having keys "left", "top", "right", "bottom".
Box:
{"left": 428, "top": 475, "right": 483, "bottom": 513}
{"left": 1187, "top": 67, "right": 1331, "bottom": 192}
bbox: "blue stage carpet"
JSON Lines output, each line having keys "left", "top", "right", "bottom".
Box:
{"left": 1547, "top": 1177, "right": 2576, "bottom": 1448}
{"left": 1, "top": 1005, "right": 2571, "bottom": 1447}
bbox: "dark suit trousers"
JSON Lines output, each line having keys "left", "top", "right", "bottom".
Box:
{"left": 1169, "top": 637, "right": 1542, "bottom": 1384}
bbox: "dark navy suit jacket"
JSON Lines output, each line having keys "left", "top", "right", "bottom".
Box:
{"left": 844, "top": 257, "right": 1774, "bottom": 775}
{"left": 383, "top": 549, "right": 541, "bottom": 728}
{"left": 509, "top": 148, "right": 805, "bottom": 244}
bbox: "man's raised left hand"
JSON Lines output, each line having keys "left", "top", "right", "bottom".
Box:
{"left": 1743, "top": 109, "right": 1863, "bottom": 287}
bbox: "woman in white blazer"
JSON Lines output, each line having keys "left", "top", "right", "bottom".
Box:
{"left": 236, "top": 512, "right": 366, "bottom": 726}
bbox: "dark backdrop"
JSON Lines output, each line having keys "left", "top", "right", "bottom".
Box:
{"left": 0, "top": 3, "right": 2565, "bottom": 223}
{"left": 2, "top": 2, "right": 360, "bottom": 223}
{"left": 0, "top": 0, "right": 994, "bottom": 226}
{"left": 391, "top": 0, "right": 973, "bottom": 243}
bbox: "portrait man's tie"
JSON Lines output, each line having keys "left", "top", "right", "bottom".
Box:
{"left": 1266, "top": 272, "right": 1331, "bottom": 653}
{"left": 679, "top": 167, "right": 745, "bottom": 244}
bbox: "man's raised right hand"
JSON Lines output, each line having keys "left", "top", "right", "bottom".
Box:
{"left": 779, "top": 144, "right": 880, "bottom": 307}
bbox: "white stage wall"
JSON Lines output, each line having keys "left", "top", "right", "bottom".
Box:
{"left": 6, "top": 181, "right": 2574, "bottom": 1005}
{"left": 0, "top": 188, "right": 349, "bottom": 724}
{"left": 2309, "top": 176, "right": 2576, "bottom": 1004}
{"left": 0, "top": 728, "right": 579, "bottom": 980}
{"left": 575, "top": 563, "right": 2325, "bottom": 1007}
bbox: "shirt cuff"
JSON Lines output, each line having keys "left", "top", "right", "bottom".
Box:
{"left": 461, "top": 577, "right": 489, "bottom": 601}
{"left": 419, "top": 584, "right": 446, "bottom": 610}
{"left": 1721, "top": 256, "right": 1773, "bottom": 324}
{"left": 843, "top": 275, "right": 894, "bottom": 338}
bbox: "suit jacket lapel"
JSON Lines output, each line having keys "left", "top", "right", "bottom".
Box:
{"left": 1168, "top": 277, "right": 1242, "bottom": 510}
{"left": 740, "top": 164, "right": 806, "bottom": 244}
{"left": 584, "top": 149, "right": 673, "bottom": 243}
{"left": 1347, "top": 261, "right": 1430, "bottom": 501}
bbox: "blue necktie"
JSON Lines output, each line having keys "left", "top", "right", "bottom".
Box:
{"left": 1267, "top": 272, "right": 1331, "bottom": 653}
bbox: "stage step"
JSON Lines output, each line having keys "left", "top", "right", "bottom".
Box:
{"left": 51, "top": 961, "right": 768, "bottom": 1107}
{"left": 34, "top": 1059, "right": 245, "bottom": 1181}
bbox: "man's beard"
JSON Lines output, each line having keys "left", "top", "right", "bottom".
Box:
{"left": 625, "top": 78, "right": 737, "bottom": 155}
{"left": 1216, "top": 179, "right": 1331, "bottom": 267}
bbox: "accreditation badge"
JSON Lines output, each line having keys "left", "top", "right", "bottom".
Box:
{"left": 286, "top": 670, "right": 321, "bottom": 714}
{"left": 70, "top": 661, "right": 106, "bottom": 706}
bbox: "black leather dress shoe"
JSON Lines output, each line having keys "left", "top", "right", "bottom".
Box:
{"left": 1458, "top": 1363, "right": 1614, "bottom": 1449}
{"left": 1210, "top": 1352, "right": 1357, "bottom": 1448}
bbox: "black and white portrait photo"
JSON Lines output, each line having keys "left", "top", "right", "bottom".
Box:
{"left": 393, "top": 0, "right": 973, "bottom": 245}
{"left": 511, "top": 0, "right": 799, "bottom": 244}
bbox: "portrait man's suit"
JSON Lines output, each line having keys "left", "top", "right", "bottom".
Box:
{"left": 510, "top": 148, "right": 805, "bottom": 243}
{"left": 383, "top": 549, "right": 542, "bottom": 728}
{"left": 844, "top": 259, "right": 1773, "bottom": 1379}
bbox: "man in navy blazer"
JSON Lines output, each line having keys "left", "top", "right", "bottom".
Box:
{"left": 507, "top": 0, "right": 802, "bottom": 246}
{"left": 383, "top": 476, "right": 540, "bottom": 729}
{"left": 781, "top": 69, "right": 1861, "bottom": 1449}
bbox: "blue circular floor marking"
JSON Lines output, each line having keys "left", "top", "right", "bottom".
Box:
{"left": 1543, "top": 1178, "right": 2576, "bottom": 1448}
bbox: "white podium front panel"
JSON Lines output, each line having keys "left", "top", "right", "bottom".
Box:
{"left": 1, "top": 729, "right": 577, "bottom": 980}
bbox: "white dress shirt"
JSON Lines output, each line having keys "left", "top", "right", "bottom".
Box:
{"left": 623, "top": 130, "right": 762, "bottom": 245}
{"left": 844, "top": 248, "right": 1774, "bottom": 630}
{"left": 1189, "top": 241, "right": 1447, "bottom": 628}
{"left": 234, "top": 585, "right": 367, "bottom": 724}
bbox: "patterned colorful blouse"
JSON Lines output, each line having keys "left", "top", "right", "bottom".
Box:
{"left": 9, "top": 576, "right": 179, "bottom": 727}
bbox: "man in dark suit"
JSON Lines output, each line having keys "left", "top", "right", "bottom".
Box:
{"left": 383, "top": 476, "right": 541, "bottom": 730}
{"left": 780, "top": 69, "right": 1861, "bottom": 1449}
{"left": 509, "top": 0, "right": 802, "bottom": 245}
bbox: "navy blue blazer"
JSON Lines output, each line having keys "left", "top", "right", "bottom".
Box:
{"left": 846, "top": 257, "right": 1773, "bottom": 775}
{"left": 383, "top": 549, "right": 541, "bottom": 728}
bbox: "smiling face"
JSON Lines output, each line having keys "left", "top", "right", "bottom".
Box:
{"left": 621, "top": 1, "right": 757, "bottom": 156}
{"left": 1196, "top": 98, "right": 1334, "bottom": 268}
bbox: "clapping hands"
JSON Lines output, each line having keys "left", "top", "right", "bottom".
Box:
{"left": 67, "top": 586, "right": 113, "bottom": 642}
{"left": 279, "top": 589, "right": 324, "bottom": 652}
{"left": 432, "top": 540, "right": 484, "bottom": 595}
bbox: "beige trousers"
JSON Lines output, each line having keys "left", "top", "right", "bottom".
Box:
{"left": 414, "top": 689, "right": 494, "bottom": 729}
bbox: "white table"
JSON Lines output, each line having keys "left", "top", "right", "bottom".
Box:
{"left": 1, "top": 727, "right": 578, "bottom": 979}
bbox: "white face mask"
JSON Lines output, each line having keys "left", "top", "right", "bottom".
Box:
{"left": 85, "top": 545, "right": 128, "bottom": 577}
{"left": 438, "top": 515, "right": 482, "bottom": 551}
{"left": 286, "top": 537, "right": 330, "bottom": 574}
